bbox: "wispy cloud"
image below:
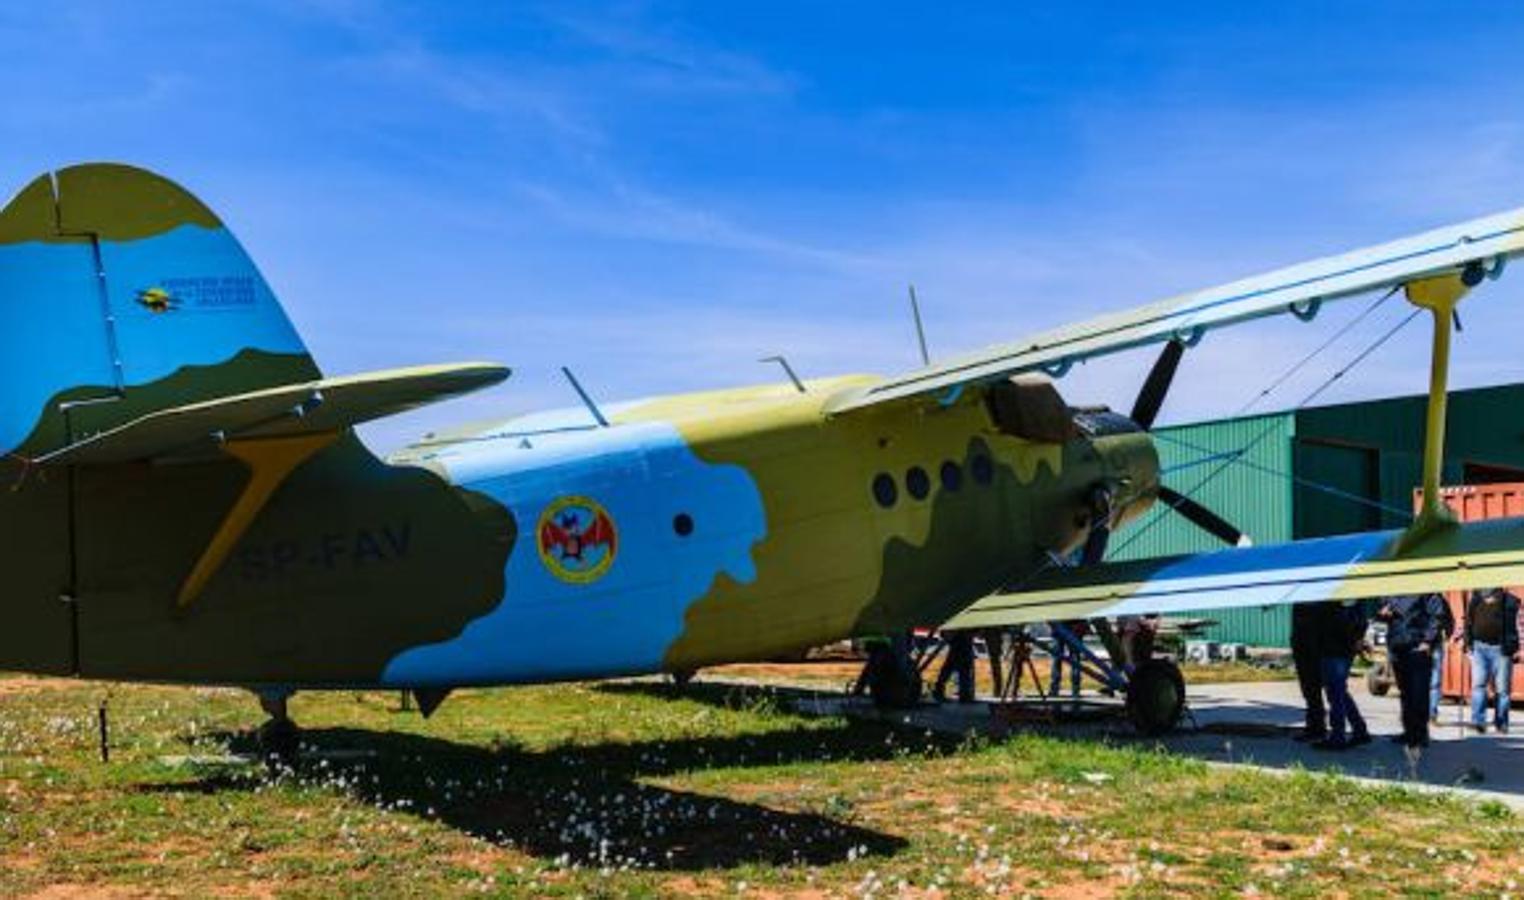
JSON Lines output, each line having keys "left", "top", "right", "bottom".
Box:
{"left": 546, "top": 11, "right": 798, "bottom": 98}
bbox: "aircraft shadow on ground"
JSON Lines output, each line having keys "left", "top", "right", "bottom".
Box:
{"left": 139, "top": 683, "right": 960, "bottom": 871}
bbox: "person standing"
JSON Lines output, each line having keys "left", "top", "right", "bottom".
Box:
{"left": 933, "top": 630, "right": 976, "bottom": 704}
{"left": 1464, "top": 587, "right": 1522, "bottom": 734}
{"left": 1047, "top": 620, "right": 1087, "bottom": 699}
{"left": 1380, "top": 593, "right": 1446, "bottom": 749}
{"left": 1313, "top": 601, "right": 1371, "bottom": 751}
{"left": 979, "top": 628, "right": 1007, "bottom": 698}
{"left": 1290, "top": 602, "right": 1327, "bottom": 742}
{"left": 1430, "top": 598, "right": 1457, "bottom": 723}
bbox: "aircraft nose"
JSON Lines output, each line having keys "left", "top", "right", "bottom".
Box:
{"left": 1077, "top": 414, "right": 1160, "bottom": 531}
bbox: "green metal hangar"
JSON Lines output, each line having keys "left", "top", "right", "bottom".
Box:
{"left": 1111, "top": 383, "right": 1524, "bottom": 647}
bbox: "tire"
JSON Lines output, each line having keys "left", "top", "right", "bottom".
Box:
{"left": 1365, "top": 662, "right": 1392, "bottom": 697}
{"left": 1127, "top": 659, "right": 1186, "bottom": 736}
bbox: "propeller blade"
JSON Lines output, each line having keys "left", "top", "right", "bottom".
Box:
{"left": 1080, "top": 519, "right": 1111, "bottom": 566}
{"left": 1158, "top": 485, "right": 1250, "bottom": 547}
{"left": 1129, "top": 339, "right": 1186, "bottom": 431}
{"left": 1080, "top": 484, "right": 1114, "bottom": 565}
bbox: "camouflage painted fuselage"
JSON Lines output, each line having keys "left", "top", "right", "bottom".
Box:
{"left": 0, "top": 163, "right": 1158, "bottom": 689}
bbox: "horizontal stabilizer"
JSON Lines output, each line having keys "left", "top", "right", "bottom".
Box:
{"left": 38, "top": 362, "right": 509, "bottom": 465}
{"left": 830, "top": 206, "right": 1524, "bottom": 413}
{"left": 944, "top": 517, "right": 1524, "bottom": 629}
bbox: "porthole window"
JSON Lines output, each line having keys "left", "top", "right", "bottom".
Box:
{"left": 872, "top": 473, "right": 898, "bottom": 508}
{"left": 940, "top": 460, "right": 963, "bottom": 492}
{"left": 971, "top": 454, "right": 994, "bottom": 485}
{"left": 673, "top": 513, "right": 694, "bottom": 537}
{"left": 905, "top": 466, "right": 931, "bottom": 500}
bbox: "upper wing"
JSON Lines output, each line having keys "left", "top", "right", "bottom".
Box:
{"left": 827, "top": 207, "right": 1524, "bottom": 414}
{"left": 37, "top": 362, "right": 509, "bottom": 465}
{"left": 943, "top": 517, "right": 1524, "bottom": 629}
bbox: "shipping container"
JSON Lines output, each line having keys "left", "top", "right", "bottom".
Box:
{"left": 1422, "top": 483, "right": 1524, "bottom": 704}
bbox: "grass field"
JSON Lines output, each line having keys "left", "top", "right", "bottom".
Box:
{"left": 1, "top": 673, "right": 1520, "bottom": 898}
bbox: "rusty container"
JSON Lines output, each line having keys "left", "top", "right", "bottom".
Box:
{"left": 1415, "top": 483, "right": 1524, "bottom": 702}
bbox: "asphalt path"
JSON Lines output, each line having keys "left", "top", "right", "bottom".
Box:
{"left": 727, "top": 675, "right": 1524, "bottom": 808}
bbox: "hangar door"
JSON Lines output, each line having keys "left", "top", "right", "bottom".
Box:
{"left": 1293, "top": 439, "right": 1381, "bottom": 539}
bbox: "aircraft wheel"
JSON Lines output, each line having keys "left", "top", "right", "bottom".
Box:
{"left": 1365, "top": 662, "right": 1393, "bottom": 697}
{"left": 1127, "top": 659, "right": 1185, "bottom": 736}
{"left": 866, "top": 643, "right": 923, "bottom": 709}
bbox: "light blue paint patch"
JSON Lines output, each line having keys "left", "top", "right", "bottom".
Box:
{"left": 0, "top": 225, "right": 308, "bottom": 454}
{"left": 382, "top": 420, "right": 766, "bottom": 686}
{"left": 98, "top": 225, "right": 308, "bottom": 385}
{"left": 0, "top": 239, "right": 115, "bottom": 452}
{"left": 1094, "top": 528, "right": 1401, "bottom": 618}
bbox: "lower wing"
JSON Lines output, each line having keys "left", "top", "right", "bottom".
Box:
{"left": 945, "top": 518, "right": 1524, "bottom": 628}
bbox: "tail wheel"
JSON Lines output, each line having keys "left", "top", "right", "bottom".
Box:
{"left": 1127, "top": 659, "right": 1185, "bottom": 735}
{"left": 257, "top": 716, "right": 300, "bottom": 766}
{"left": 668, "top": 669, "right": 696, "bottom": 689}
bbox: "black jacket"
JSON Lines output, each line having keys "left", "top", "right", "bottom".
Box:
{"left": 1465, "top": 589, "right": 1521, "bottom": 656}
{"left": 1384, "top": 594, "right": 1445, "bottom": 653}
{"left": 1317, "top": 602, "right": 1368, "bottom": 660}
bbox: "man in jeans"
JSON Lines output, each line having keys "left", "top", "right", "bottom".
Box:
{"left": 1464, "top": 587, "right": 1522, "bottom": 734}
{"left": 1313, "top": 600, "right": 1371, "bottom": 751}
{"left": 1430, "top": 599, "right": 1456, "bottom": 723}
{"left": 1379, "top": 593, "right": 1446, "bottom": 749}
{"left": 1289, "top": 603, "right": 1327, "bottom": 742}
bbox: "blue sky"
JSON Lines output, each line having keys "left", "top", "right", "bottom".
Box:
{"left": 2, "top": 2, "right": 1522, "bottom": 450}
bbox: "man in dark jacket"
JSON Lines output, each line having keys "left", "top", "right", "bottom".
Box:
{"left": 1379, "top": 593, "right": 1447, "bottom": 748}
{"left": 1289, "top": 603, "right": 1327, "bottom": 742}
{"left": 1314, "top": 601, "right": 1371, "bottom": 751}
{"left": 933, "top": 630, "right": 976, "bottom": 704}
{"left": 1464, "top": 587, "right": 1522, "bottom": 734}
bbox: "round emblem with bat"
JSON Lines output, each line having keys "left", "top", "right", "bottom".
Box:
{"left": 537, "top": 495, "right": 618, "bottom": 584}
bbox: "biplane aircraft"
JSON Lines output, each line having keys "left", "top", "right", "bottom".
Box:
{"left": 3, "top": 163, "right": 1523, "bottom": 747}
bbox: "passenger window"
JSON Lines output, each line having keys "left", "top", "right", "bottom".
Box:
{"left": 906, "top": 466, "right": 931, "bottom": 500}
{"left": 971, "top": 454, "right": 994, "bottom": 485}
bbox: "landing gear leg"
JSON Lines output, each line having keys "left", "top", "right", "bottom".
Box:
{"left": 862, "top": 632, "right": 923, "bottom": 709}
{"left": 256, "top": 691, "right": 299, "bottom": 765}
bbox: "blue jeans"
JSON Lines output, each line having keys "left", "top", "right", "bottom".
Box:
{"left": 1429, "top": 642, "right": 1445, "bottom": 719}
{"left": 1049, "top": 644, "right": 1082, "bottom": 697}
{"left": 1470, "top": 642, "right": 1513, "bottom": 729}
{"left": 1320, "top": 655, "right": 1367, "bottom": 742}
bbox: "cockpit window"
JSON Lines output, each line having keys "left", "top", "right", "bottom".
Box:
{"left": 1070, "top": 408, "right": 1142, "bottom": 438}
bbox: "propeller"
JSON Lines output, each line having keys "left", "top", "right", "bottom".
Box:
{"left": 1129, "top": 339, "right": 1186, "bottom": 431}
{"left": 1080, "top": 338, "right": 1251, "bottom": 560}
{"left": 1157, "top": 486, "right": 1249, "bottom": 547}
{"left": 1080, "top": 485, "right": 1114, "bottom": 566}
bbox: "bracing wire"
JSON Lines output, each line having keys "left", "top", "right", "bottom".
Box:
{"left": 1106, "top": 305, "right": 1423, "bottom": 559}
{"left": 1152, "top": 430, "right": 1414, "bottom": 523}
{"left": 1233, "top": 287, "right": 1398, "bottom": 417}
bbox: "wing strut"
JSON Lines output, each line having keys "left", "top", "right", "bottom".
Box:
{"left": 1400, "top": 263, "right": 1483, "bottom": 550}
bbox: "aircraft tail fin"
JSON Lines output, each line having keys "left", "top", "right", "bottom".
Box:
{"left": 0, "top": 163, "right": 321, "bottom": 458}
